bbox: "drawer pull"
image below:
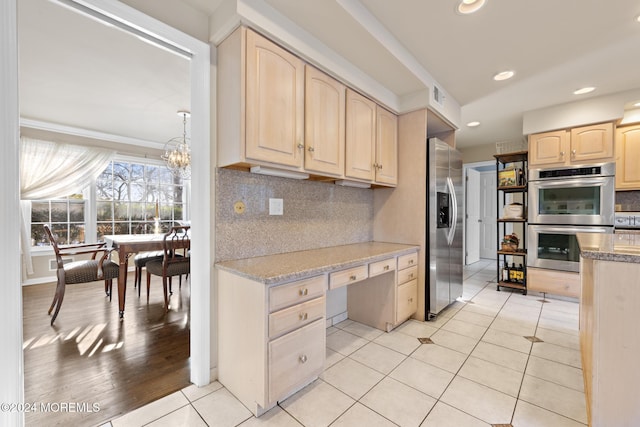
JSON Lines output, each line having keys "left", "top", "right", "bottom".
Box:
{"left": 299, "top": 312, "right": 308, "bottom": 321}
{"left": 383, "top": 265, "right": 390, "bottom": 271}
{"left": 349, "top": 275, "right": 357, "bottom": 281}
{"left": 299, "top": 355, "right": 308, "bottom": 364}
{"left": 409, "top": 259, "right": 414, "bottom": 265}
{"left": 409, "top": 273, "right": 414, "bottom": 279}
{"left": 299, "top": 288, "right": 308, "bottom": 296}
{"left": 408, "top": 297, "right": 413, "bottom": 303}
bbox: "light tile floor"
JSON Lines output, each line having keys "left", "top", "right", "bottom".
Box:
{"left": 106, "top": 259, "right": 587, "bottom": 427}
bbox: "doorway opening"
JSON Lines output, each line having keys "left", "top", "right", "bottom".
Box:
{"left": 463, "top": 160, "right": 498, "bottom": 266}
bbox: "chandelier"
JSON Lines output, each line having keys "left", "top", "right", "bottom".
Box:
{"left": 162, "top": 110, "right": 191, "bottom": 179}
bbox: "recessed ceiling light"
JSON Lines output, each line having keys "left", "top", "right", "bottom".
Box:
{"left": 634, "top": 101, "right": 640, "bottom": 107}
{"left": 636, "top": 14, "right": 640, "bottom": 23}
{"left": 467, "top": 121, "right": 481, "bottom": 127}
{"left": 573, "top": 87, "right": 595, "bottom": 95}
{"left": 457, "top": 0, "right": 486, "bottom": 15}
{"left": 493, "top": 70, "right": 515, "bottom": 81}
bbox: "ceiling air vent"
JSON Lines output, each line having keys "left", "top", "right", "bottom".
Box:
{"left": 433, "top": 84, "right": 445, "bottom": 106}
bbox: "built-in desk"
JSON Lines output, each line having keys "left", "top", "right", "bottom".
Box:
{"left": 578, "top": 232, "right": 640, "bottom": 427}
{"left": 215, "top": 241, "right": 419, "bottom": 416}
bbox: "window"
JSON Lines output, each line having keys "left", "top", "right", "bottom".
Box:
{"left": 31, "top": 196, "right": 86, "bottom": 246}
{"left": 29, "top": 159, "right": 186, "bottom": 246}
{"left": 96, "top": 161, "right": 185, "bottom": 240}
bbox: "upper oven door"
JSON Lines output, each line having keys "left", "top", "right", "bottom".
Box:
{"left": 528, "top": 176, "right": 615, "bottom": 225}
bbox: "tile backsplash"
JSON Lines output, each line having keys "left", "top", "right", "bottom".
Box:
{"left": 616, "top": 190, "right": 640, "bottom": 211}
{"left": 215, "top": 168, "right": 373, "bottom": 262}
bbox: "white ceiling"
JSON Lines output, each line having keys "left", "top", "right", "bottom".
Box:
{"left": 18, "top": 0, "right": 640, "bottom": 149}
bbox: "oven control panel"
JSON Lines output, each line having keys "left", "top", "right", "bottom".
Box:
{"left": 615, "top": 212, "right": 640, "bottom": 229}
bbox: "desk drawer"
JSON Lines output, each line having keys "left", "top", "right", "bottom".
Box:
{"left": 396, "top": 279, "right": 418, "bottom": 324}
{"left": 369, "top": 258, "right": 396, "bottom": 278}
{"left": 398, "top": 252, "right": 418, "bottom": 270}
{"left": 329, "top": 265, "right": 368, "bottom": 289}
{"left": 269, "top": 275, "right": 326, "bottom": 312}
{"left": 269, "top": 296, "right": 325, "bottom": 339}
{"left": 268, "top": 319, "right": 325, "bottom": 402}
{"left": 397, "top": 265, "right": 418, "bottom": 285}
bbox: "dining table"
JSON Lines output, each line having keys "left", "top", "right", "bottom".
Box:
{"left": 104, "top": 233, "right": 173, "bottom": 318}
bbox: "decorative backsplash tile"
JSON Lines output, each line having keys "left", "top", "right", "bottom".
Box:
{"left": 215, "top": 168, "right": 373, "bottom": 262}
{"left": 616, "top": 190, "right": 640, "bottom": 211}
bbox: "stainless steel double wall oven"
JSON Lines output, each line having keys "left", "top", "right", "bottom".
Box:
{"left": 528, "top": 162, "right": 615, "bottom": 272}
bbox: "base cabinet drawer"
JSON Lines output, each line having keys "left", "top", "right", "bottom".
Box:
{"left": 329, "top": 265, "right": 368, "bottom": 289}
{"left": 396, "top": 279, "right": 418, "bottom": 324}
{"left": 369, "top": 257, "right": 395, "bottom": 277}
{"left": 397, "top": 265, "right": 418, "bottom": 285}
{"left": 528, "top": 267, "right": 579, "bottom": 298}
{"left": 268, "top": 296, "right": 325, "bottom": 339}
{"left": 269, "top": 275, "right": 326, "bottom": 312}
{"left": 398, "top": 252, "right": 418, "bottom": 270}
{"left": 268, "top": 319, "right": 325, "bottom": 402}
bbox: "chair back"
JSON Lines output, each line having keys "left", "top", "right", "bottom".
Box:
{"left": 162, "top": 225, "right": 190, "bottom": 266}
{"left": 43, "top": 224, "right": 63, "bottom": 266}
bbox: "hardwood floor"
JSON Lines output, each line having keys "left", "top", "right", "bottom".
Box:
{"left": 22, "top": 272, "right": 191, "bottom": 426}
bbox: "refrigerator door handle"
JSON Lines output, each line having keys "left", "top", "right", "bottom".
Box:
{"left": 446, "top": 176, "right": 457, "bottom": 246}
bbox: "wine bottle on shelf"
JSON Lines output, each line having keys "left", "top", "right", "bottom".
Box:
{"left": 502, "top": 263, "right": 510, "bottom": 282}
{"left": 518, "top": 263, "right": 525, "bottom": 284}
{"left": 509, "top": 262, "right": 517, "bottom": 282}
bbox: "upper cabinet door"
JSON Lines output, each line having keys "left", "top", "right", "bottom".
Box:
{"left": 304, "top": 66, "right": 345, "bottom": 177}
{"left": 616, "top": 124, "right": 640, "bottom": 190}
{"left": 345, "top": 89, "right": 376, "bottom": 181}
{"left": 245, "top": 30, "right": 305, "bottom": 168}
{"left": 528, "top": 130, "right": 569, "bottom": 167}
{"left": 570, "top": 123, "right": 614, "bottom": 164}
{"left": 375, "top": 106, "right": 398, "bottom": 185}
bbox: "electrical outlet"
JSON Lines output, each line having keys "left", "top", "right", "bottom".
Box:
{"left": 269, "top": 198, "right": 283, "bottom": 215}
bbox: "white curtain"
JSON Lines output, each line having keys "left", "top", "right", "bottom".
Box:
{"left": 20, "top": 137, "right": 115, "bottom": 274}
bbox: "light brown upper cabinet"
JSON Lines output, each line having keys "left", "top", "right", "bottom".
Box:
{"left": 615, "top": 124, "right": 640, "bottom": 190}
{"left": 529, "top": 123, "right": 614, "bottom": 167}
{"left": 345, "top": 89, "right": 398, "bottom": 186}
{"left": 345, "top": 89, "right": 376, "bottom": 181}
{"left": 375, "top": 106, "right": 398, "bottom": 186}
{"left": 304, "top": 66, "right": 345, "bottom": 177}
{"left": 218, "top": 27, "right": 305, "bottom": 170}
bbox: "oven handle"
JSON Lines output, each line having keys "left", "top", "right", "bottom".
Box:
{"left": 447, "top": 176, "right": 457, "bottom": 246}
{"left": 529, "top": 224, "right": 612, "bottom": 234}
{"left": 529, "top": 176, "right": 613, "bottom": 188}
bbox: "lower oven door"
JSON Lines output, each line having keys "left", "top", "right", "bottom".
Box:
{"left": 528, "top": 225, "right": 613, "bottom": 272}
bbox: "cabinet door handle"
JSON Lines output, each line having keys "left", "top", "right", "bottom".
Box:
{"left": 571, "top": 149, "right": 576, "bottom": 157}
{"left": 378, "top": 164, "right": 383, "bottom": 170}
{"left": 307, "top": 146, "right": 315, "bottom": 152}
{"left": 299, "top": 312, "right": 308, "bottom": 321}
{"left": 383, "top": 265, "right": 390, "bottom": 271}
{"left": 408, "top": 297, "right": 413, "bottom": 303}
{"left": 349, "top": 275, "right": 357, "bottom": 281}
{"left": 560, "top": 151, "right": 565, "bottom": 158}
{"left": 299, "top": 355, "right": 308, "bottom": 364}
{"left": 299, "top": 288, "right": 308, "bottom": 296}
{"left": 297, "top": 143, "right": 304, "bottom": 150}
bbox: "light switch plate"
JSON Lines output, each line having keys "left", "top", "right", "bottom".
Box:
{"left": 269, "top": 198, "right": 283, "bottom": 215}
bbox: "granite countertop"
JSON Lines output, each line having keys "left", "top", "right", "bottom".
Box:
{"left": 215, "top": 241, "right": 419, "bottom": 284}
{"left": 577, "top": 232, "right": 640, "bottom": 263}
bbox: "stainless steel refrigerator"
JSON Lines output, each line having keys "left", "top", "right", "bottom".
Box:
{"left": 426, "top": 138, "right": 463, "bottom": 318}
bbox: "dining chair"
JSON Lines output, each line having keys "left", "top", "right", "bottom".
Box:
{"left": 43, "top": 224, "right": 119, "bottom": 325}
{"left": 145, "top": 225, "right": 190, "bottom": 311}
